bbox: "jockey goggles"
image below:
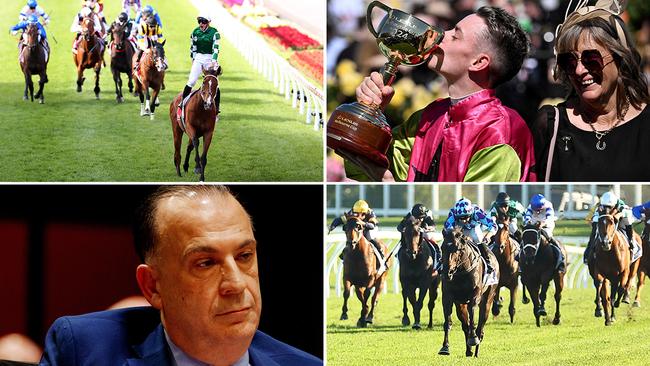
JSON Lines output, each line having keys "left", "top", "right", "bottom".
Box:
{"left": 556, "top": 49, "right": 614, "bottom": 75}
{"left": 198, "top": 17, "right": 209, "bottom": 24}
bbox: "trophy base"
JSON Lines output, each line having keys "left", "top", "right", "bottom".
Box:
{"left": 327, "top": 103, "right": 392, "bottom": 168}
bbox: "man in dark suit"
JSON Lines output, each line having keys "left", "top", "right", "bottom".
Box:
{"left": 40, "top": 186, "right": 322, "bottom": 366}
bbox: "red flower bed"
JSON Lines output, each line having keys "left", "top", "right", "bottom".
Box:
{"left": 288, "top": 50, "right": 323, "bottom": 84}
{"left": 259, "top": 26, "right": 320, "bottom": 50}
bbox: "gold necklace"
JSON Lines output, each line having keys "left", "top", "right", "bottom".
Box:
{"left": 585, "top": 101, "right": 630, "bottom": 151}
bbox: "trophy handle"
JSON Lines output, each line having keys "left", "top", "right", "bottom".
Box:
{"left": 366, "top": 1, "right": 392, "bottom": 38}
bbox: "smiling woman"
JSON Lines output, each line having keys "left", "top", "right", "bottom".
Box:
{"left": 533, "top": 2, "right": 650, "bottom": 181}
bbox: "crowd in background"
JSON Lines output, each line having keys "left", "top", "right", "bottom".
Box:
{"left": 326, "top": 0, "right": 650, "bottom": 180}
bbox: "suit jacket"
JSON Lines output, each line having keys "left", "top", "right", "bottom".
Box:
{"left": 40, "top": 307, "right": 322, "bottom": 366}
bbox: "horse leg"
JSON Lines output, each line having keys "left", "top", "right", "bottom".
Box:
{"left": 593, "top": 277, "right": 603, "bottom": 317}
{"left": 539, "top": 281, "right": 549, "bottom": 317}
{"left": 355, "top": 286, "right": 369, "bottom": 328}
{"left": 23, "top": 74, "right": 29, "bottom": 100}
{"left": 77, "top": 67, "right": 85, "bottom": 93}
{"left": 552, "top": 272, "right": 563, "bottom": 325}
{"left": 622, "top": 262, "right": 638, "bottom": 304}
{"left": 600, "top": 277, "right": 613, "bottom": 325}
{"left": 149, "top": 88, "right": 160, "bottom": 120}
{"left": 634, "top": 268, "right": 646, "bottom": 307}
{"left": 400, "top": 285, "right": 410, "bottom": 326}
{"left": 128, "top": 73, "right": 134, "bottom": 93}
{"left": 192, "top": 137, "right": 202, "bottom": 177}
{"left": 438, "top": 294, "right": 453, "bottom": 355}
{"left": 413, "top": 285, "right": 429, "bottom": 330}
{"left": 24, "top": 73, "right": 34, "bottom": 102}
{"left": 113, "top": 70, "right": 123, "bottom": 103}
{"left": 93, "top": 65, "right": 101, "bottom": 99}
{"left": 456, "top": 305, "right": 473, "bottom": 357}
{"left": 367, "top": 275, "right": 387, "bottom": 325}
{"left": 144, "top": 85, "right": 151, "bottom": 115}
{"left": 172, "top": 123, "right": 183, "bottom": 177}
{"left": 427, "top": 277, "right": 439, "bottom": 329}
{"left": 528, "top": 283, "right": 541, "bottom": 327}
{"left": 340, "top": 280, "right": 351, "bottom": 321}
{"left": 521, "top": 279, "right": 530, "bottom": 304}
{"left": 36, "top": 72, "right": 46, "bottom": 104}
{"left": 474, "top": 291, "right": 492, "bottom": 358}
{"left": 492, "top": 286, "right": 502, "bottom": 317}
{"left": 466, "top": 301, "right": 480, "bottom": 348}
{"left": 199, "top": 131, "right": 214, "bottom": 182}
{"left": 509, "top": 285, "right": 518, "bottom": 323}
{"left": 183, "top": 136, "right": 194, "bottom": 173}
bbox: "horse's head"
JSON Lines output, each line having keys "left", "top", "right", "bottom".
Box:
{"left": 152, "top": 41, "right": 166, "bottom": 72}
{"left": 441, "top": 226, "right": 470, "bottom": 281}
{"left": 401, "top": 215, "right": 423, "bottom": 261}
{"left": 25, "top": 23, "right": 40, "bottom": 49}
{"left": 596, "top": 212, "right": 617, "bottom": 251}
{"left": 521, "top": 224, "right": 542, "bottom": 266}
{"left": 82, "top": 17, "right": 94, "bottom": 41}
{"left": 111, "top": 23, "right": 126, "bottom": 50}
{"left": 343, "top": 214, "right": 365, "bottom": 252}
{"left": 199, "top": 66, "right": 220, "bottom": 111}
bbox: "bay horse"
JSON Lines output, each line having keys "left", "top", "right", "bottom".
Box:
{"left": 339, "top": 214, "right": 390, "bottom": 328}
{"left": 634, "top": 208, "right": 650, "bottom": 307}
{"left": 133, "top": 39, "right": 166, "bottom": 120}
{"left": 520, "top": 223, "right": 565, "bottom": 327}
{"left": 397, "top": 215, "right": 440, "bottom": 330}
{"left": 438, "top": 226, "right": 499, "bottom": 357}
{"left": 490, "top": 216, "right": 520, "bottom": 323}
{"left": 109, "top": 22, "right": 134, "bottom": 103}
{"left": 592, "top": 211, "right": 640, "bottom": 325}
{"left": 74, "top": 17, "right": 104, "bottom": 98}
{"left": 169, "top": 66, "right": 221, "bottom": 182}
{"left": 20, "top": 23, "right": 48, "bottom": 104}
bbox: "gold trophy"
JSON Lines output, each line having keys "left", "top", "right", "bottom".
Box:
{"left": 327, "top": 1, "right": 444, "bottom": 169}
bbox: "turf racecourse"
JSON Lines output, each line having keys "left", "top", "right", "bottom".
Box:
{"left": 327, "top": 283, "right": 650, "bottom": 365}
{"left": 0, "top": 0, "right": 322, "bottom": 181}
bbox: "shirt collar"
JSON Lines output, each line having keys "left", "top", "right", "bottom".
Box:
{"left": 164, "top": 328, "right": 250, "bottom": 366}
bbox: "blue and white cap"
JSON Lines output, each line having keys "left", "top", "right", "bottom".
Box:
{"left": 453, "top": 198, "right": 474, "bottom": 218}
{"left": 27, "top": 0, "right": 37, "bottom": 8}
{"left": 530, "top": 194, "right": 547, "bottom": 211}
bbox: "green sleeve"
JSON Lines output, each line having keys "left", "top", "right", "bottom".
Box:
{"left": 463, "top": 144, "right": 521, "bottom": 182}
{"left": 387, "top": 109, "right": 425, "bottom": 182}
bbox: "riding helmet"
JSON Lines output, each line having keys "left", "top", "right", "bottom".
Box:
{"left": 146, "top": 16, "right": 157, "bottom": 26}
{"left": 118, "top": 12, "right": 128, "bottom": 23}
{"left": 496, "top": 192, "right": 510, "bottom": 207}
{"left": 197, "top": 13, "right": 211, "bottom": 23}
{"left": 28, "top": 14, "right": 39, "bottom": 24}
{"left": 27, "top": 0, "right": 37, "bottom": 9}
{"left": 530, "top": 194, "right": 547, "bottom": 211}
{"left": 411, "top": 204, "right": 428, "bottom": 219}
{"left": 600, "top": 191, "right": 619, "bottom": 208}
{"left": 352, "top": 200, "right": 370, "bottom": 214}
{"left": 453, "top": 198, "right": 474, "bottom": 218}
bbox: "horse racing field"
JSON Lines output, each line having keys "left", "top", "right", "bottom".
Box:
{"left": 327, "top": 286, "right": 650, "bottom": 365}
{"left": 0, "top": 0, "right": 322, "bottom": 181}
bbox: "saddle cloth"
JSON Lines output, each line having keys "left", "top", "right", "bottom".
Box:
{"left": 480, "top": 256, "right": 499, "bottom": 287}
{"left": 618, "top": 230, "right": 643, "bottom": 263}
{"left": 177, "top": 90, "right": 199, "bottom": 132}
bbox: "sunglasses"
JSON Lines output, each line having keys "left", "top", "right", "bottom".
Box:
{"left": 198, "top": 18, "right": 209, "bottom": 25}
{"left": 556, "top": 49, "right": 613, "bottom": 75}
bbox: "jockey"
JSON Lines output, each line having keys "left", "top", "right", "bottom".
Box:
{"left": 585, "top": 191, "right": 636, "bottom": 263}
{"left": 133, "top": 15, "right": 166, "bottom": 71}
{"left": 177, "top": 13, "right": 221, "bottom": 121}
{"left": 122, "top": 0, "right": 141, "bottom": 18}
{"left": 81, "top": 0, "right": 108, "bottom": 34}
{"left": 443, "top": 198, "right": 496, "bottom": 273}
{"left": 633, "top": 200, "right": 650, "bottom": 240}
{"left": 19, "top": 0, "right": 50, "bottom": 25}
{"left": 328, "top": 199, "right": 387, "bottom": 273}
{"left": 523, "top": 194, "right": 566, "bottom": 272}
{"left": 489, "top": 192, "right": 525, "bottom": 242}
{"left": 107, "top": 12, "right": 136, "bottom": 49}
{"left": 11, "top": 14, "right": 49, "bottom": 62}
{"left": 397, "top": 203, "right": 442, "bottom": 268}
{"left": 70, "top": 6, "right": 104, "bottom": 54}
{"left": 135, "top": 5, "right": 162, "bottom": 31}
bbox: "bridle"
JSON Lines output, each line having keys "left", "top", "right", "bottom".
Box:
{"left": 200, "top": 74, "right": 219, "bottom": 110}
{"left": 521, "top": 227, "right": 541, "bottom": 260}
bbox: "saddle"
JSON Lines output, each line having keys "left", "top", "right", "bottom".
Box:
{"left": 618, "top": 230, "right": 643, "bottom": 263}
{"left": 177, "top": 90, "right": 199, "bottom": 132}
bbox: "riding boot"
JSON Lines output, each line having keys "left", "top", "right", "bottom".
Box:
{"left": 72, "top": 34, "right": 80, "bottom": 54}
{"left": 584, "top": 222, "right": 597, "bottom": 264}
{"left": 339, "top": 247, "right": 348, "bottom": 261}
{"left": 177, "top": 85, "right": 192, "bottom": 120}
{"left": 214, "top": 87, "right": 221, "bottom": 114}
{"left": 550, "top": 238, "right": 567, "bottom": 273}
{"left": 479, "top": 241, "right": 494, "bottom": 273}
{"left": 134, "top": 49, "right": 143, "bottom": 71}
{"left": 625, "top": 225, "right": 635, "bottom": 252}
{"left": 369, "top": 239, "right": 388, "bottom": 275}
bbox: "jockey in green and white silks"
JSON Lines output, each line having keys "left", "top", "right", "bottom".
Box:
{"left": 585, "top": 191, "right": 636, "bottom": 263}
{"left": 443, "top": 198, "right": 496, "bottom": 273}
{"left": 177, "top": 13, "right": 221, "bottom": 121}
{"left": 489, "top": 191, "right": 525, "bottom": 241}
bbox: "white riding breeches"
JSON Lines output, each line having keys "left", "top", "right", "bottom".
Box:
{"left": 187, "top": 53, "right": 214, "bottom": 88}
{"left": 463, "top": 226, "right": 486, "bottom": 244}
{"left": 366, "top": 227, "right": 379, "bottom": 241}
{"left": 508, "top": 218, "right": 519, "bottom": 236}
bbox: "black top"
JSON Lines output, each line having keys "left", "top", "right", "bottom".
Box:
{"left": 533, "top": 103, "right": 650, "bottom": 181}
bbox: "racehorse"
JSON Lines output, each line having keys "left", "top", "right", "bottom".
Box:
{"left": 109, "top": 22, "right": 134, "bottom": 103}
{"left": 339, "top": 214, "right": 390, "bottom": 328}
{"left": 74, "top": 17, "right": 104, "bottom": 98}
{"left": 592, "top": 211, "right": 640, "bottom": 325}
{"left": 490, "top": 216, "right": 520, "bottom": 323}
{"left": 20, "top": 23, "right": 48, "bottom": 104}
{"left": 169, "top": 66, "right": 221, "bottom": 182}
{"left": 520, "top": 223, "right": 565, "bottom": 327}
{"left": 133, "top": 38, "right": 166, "bottom": 120}
{"left": 634, "top": 208, "right": 650, "bottom": 307}
{"left": 438, "top": 226, "right": 499, "bottom": 357}
{"left": 397, "top": 215, "right": 440, "bottom": 330}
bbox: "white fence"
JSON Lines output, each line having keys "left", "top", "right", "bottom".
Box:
{"left": 192, "top": 0, "right": 324, "bottom": 130}
{"left": 326, "top": 232, "right": 593, "bottom": 298}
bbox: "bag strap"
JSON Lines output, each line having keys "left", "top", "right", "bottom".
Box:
{"left": 545, "top": 106, "right": 560, "bottom": 182}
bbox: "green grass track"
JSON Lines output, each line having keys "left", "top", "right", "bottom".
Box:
{"left": 0, "top": 0, "right": 322, "bottom": 181}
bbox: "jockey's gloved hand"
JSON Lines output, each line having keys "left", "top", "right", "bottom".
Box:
{"left": 365, "top": 222, "right": 375, "bottom": 230}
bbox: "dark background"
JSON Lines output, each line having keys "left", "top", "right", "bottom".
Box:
{"left": 0, "top": 185, "right": 323, "bottom": 359}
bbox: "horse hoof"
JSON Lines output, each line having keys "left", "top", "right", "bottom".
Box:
{"left": 401, "top": 317, "right": 410, "bottom": 326}
{"left": 537, "top": 308, "right": 547, "bottom": 317}
{"left": 522, "top": 298, "right": 530, "bottom": 304}
{"left": 356, "top": 319, "right": 367, "bottom": 328}
{"left": 412, "top": 323, "right": 421, "bottom": 330}
{"left": 23, "top": 96, "right": 28, "bottom": 101}
{"left": 605, "top": 320, "right": 612, "bottom": 326}
{"left": 39, "top": 98, "right": 44, "bottom": 104}
{"left": 622, "top": 295, "right": 630, "bottom": 304}
{"left": 492, "top": 308, "right": 501, "bottom": 316}
{"left": 150, "top": 114, "right": 155, "bottom": 121}
{"left": 633, "top": 301, "right": 641, "bottom": 308}
{"left": 340, "top": 313, "right": 348, "bottom": 321}
{"left": 438, "top": 346, "right": 450, "bottom": 355}
{"left": 365, "top": 317, "right": 373, "bottom": 324}
{"left": 595, "top": 309, "right": 603, "bottom": 317}
{"left": 467, "top": 337, "right": 480, "bottom": 347}
{"left": 553, "top": 317, "right": 561, "bottom": 325}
